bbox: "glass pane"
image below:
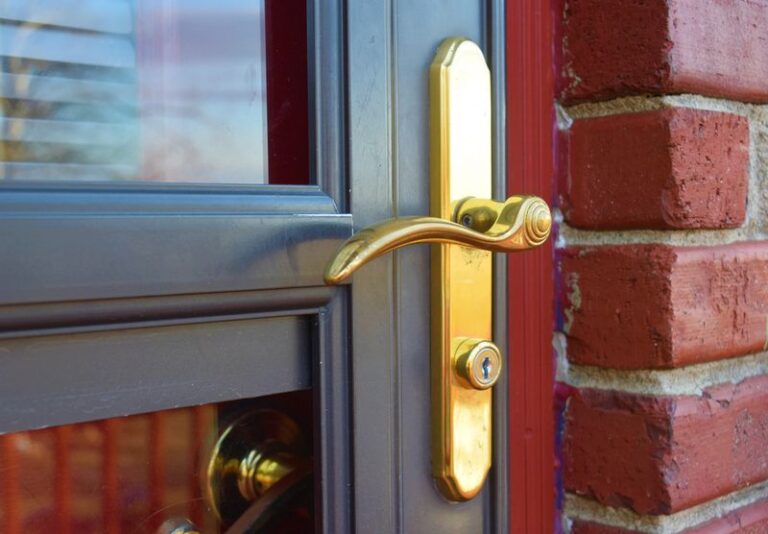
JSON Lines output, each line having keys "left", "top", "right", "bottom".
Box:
{"left": 0, "top": 391, "right": 314, "bottom": 533}
{"left": 0, "top": 0, "right": 309, "bottom": 185}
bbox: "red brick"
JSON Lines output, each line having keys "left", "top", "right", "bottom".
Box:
{"left": 562, "top": 242, "right": 768, "bottom": 369}
{"left": 692, "top": 498, "right": 768, "bottom": 533}
{"left": 564, "top": 375, "right": 768, "bottom": 515}
{"left": 570, "top": 498, "right": 768, "bottom": 533}
{"left": 571, "top": 521, "right": 640, "bottom": 534}
{"left": 562, "top": 108, "right": 748, "bottom": 230}
{"left": 559, "top": 0, "right": 768, "bottom": 104}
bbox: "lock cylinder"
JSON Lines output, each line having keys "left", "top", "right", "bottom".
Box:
{"left": 453, "top": 338, "right": 502, "bottom": 390}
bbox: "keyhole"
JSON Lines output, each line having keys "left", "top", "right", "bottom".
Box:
{"left": 481, "top": 356, "right": 491, "bottom": 381}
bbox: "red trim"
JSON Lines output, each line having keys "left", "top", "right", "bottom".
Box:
{"left": 265, "top": 0, "right": 310, "bottom": 185}
{"left": 506, "top": 1, "right": 557, "bottom": 532}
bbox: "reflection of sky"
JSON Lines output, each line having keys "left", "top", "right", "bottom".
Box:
{"left": 140, "top": 63, "right": 267, "bottom": 183}
{"left": 137, "top": 1, "right": 268, "bottom": 183}
{"left": 174, "top": 0, "right": 258, "bottom": 8}
{"left": 0, "top": 0, "right": 268, "bottom": 184}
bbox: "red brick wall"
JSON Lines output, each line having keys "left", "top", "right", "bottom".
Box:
{"left": 555, "top": 1, "right": 768, "bottom": 532}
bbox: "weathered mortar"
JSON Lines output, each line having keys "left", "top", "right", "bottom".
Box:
{"left": 556, "top": 333, "right": 768, "bottom": 396}
{"left": 564, "top": 481, "right": 768, "bottom": 534}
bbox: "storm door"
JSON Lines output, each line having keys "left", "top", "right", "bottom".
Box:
{"left": 0, "top": 0, "right": 507, "bottom": 532}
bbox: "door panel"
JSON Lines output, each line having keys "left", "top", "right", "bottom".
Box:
{"left": 0, "top": 187, "right": 348, "bottom": 305}
{"left": 0, "top": 1, "right": 351, "bottom": 530}
{"left": 0, "top": 316, "right": 311, "bottom": 432}
{"left": 0, "top": 0, "right": 507, "bottom": 531}
{"left": 348, "top": 0, "right": 506, "bottom": 531}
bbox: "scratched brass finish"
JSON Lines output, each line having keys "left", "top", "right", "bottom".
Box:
{"left": 429, "top": 37, "right": 495, "bottom": 501}
{"left": 323, "top": 37, "right": 551, "bottom": 502}
{"left": 205, "top": 410, "right": 310, "bottom": 525}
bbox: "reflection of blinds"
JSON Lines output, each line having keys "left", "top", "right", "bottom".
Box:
{"left": 0, "top": 0, "right": 137, "bottom": 181}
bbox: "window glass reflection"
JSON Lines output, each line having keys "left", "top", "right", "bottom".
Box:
{"left": 0, "top": 406, "right": 219, "bottom": 533}
{"left": 0, "top": 390, "right": 314, "bottom": 533}
{"left": 0, "top": 0, "right": 282, "bottom": 184}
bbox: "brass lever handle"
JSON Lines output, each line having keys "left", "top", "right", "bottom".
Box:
{"left": 324, "top": 195, "right": 551, "bottom": 284}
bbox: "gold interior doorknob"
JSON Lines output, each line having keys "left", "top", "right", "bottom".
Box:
{"left": 205, "top": 410, "right": 312, "bottom": 529}
{"left": 323, "top": 37, "right": 552, "bottom": 501}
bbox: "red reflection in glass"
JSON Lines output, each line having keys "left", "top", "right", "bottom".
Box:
{"left": 0, "top": 390, "right": 315, "bottom": 533}
{"left": 0, "top": 407, "right": 218, "bottom": 533}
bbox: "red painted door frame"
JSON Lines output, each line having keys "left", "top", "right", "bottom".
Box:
{"left": 506, "top": 0, "right": 556, "bottom": 532}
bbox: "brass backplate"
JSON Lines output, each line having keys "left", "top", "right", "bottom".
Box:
{"left": 430, "top": 38, "right": 494, "bottom": 501}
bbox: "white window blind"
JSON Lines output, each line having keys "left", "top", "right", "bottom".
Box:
{"left": 0, "top": 0, "right": 137, "bottom": 181}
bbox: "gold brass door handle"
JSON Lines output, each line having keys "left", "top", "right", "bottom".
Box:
{"left": 324, "top": 37, "right": 552, "bottom": 502}
{"left": 324, "top": 195, "right": 550, "bottom": 284}
{"left": 158, "top": 410, "right": 313, "bottom": 534}
{"left": 206, "top": 410, "right": 312, "bottom": 529}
